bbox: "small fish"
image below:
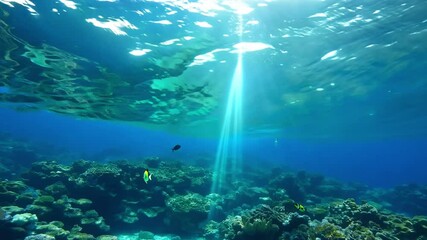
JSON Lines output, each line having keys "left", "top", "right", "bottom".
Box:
{"left": 294, "top": 203, "right": 305, "bottom": 212}
{"left": 172, "top": 144, "right": 181, "bottom": 151}
{"left": 143, "top": 169, "right": 152, "bottom": 184}
{"left": 274, "top": 138, "right": 279, "bottom": 147}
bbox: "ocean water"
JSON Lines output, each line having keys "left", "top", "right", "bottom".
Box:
{"left": 1, "top": 0, "right": 427, "bottom": 239}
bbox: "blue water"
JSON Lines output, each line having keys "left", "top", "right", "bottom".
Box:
{"left": 1, "top": 0, "right": 427, "bottom": 188}
{"left": 1, "top": 108, "right": 426, "bottom": 187}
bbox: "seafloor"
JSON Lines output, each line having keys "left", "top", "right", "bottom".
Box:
{"left": 0, "top": 135, "right": 426, "bottom": 240}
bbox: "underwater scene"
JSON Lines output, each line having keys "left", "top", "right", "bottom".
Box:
{"left": 1, "top": 0, "right": 427, "bottom": 239}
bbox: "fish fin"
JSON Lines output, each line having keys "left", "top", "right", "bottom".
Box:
{"left": 149, "top": 174, "right": 152, "bottom": 181}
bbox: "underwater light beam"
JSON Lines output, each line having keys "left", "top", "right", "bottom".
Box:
{"left": 210, "top": 53, "right": 243, "bottom": 194}
{"left": 209, "top": 14, "right": 244, "bottom": 219}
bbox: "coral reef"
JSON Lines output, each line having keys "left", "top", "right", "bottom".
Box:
{"left": 1, "top": 156, "right": 426, "bottom": 240}
{"left": 267, "top": 170, "right": 366, "bottom": 204}
{"left": 1, "top": 158, "right": 216, "bottom": 238}
{"left": 207, "top": 198, "right": 427, "bottom": 240}
{"left": 378, "top": 184, "right": 427, "bottom": 216}
{"left": 0, "top": 134, "right": 42, "bottom": 180}
{"left": 165, "top": 193, "right": 221, "bottom": 233}
{"left": 207, "top": 204, "right": 288, "bottom": 240}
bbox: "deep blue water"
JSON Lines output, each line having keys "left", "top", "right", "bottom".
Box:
{"left": 1, "top": 108, "right": 426, "bottom": 187}
{"left": 1, "top": 0, "right": 427, "bottom": 188}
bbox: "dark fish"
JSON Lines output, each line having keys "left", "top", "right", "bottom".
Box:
{"left": 172, "top": 144, "right": 181, "bottom": 151}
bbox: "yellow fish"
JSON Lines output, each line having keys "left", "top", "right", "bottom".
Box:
{"left": 143, "top": 169, "right": 152, "bottom": 184}
{"left": 294, "top": 203, "right": 305, "bottom": 212}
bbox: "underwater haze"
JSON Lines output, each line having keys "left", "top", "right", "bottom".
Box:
{"left": 1, "top": 0, "right": 427, "bottom": 239}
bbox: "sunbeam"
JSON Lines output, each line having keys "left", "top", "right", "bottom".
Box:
{"left": 209, "top": 13, "right": 244, "bottom": 219}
